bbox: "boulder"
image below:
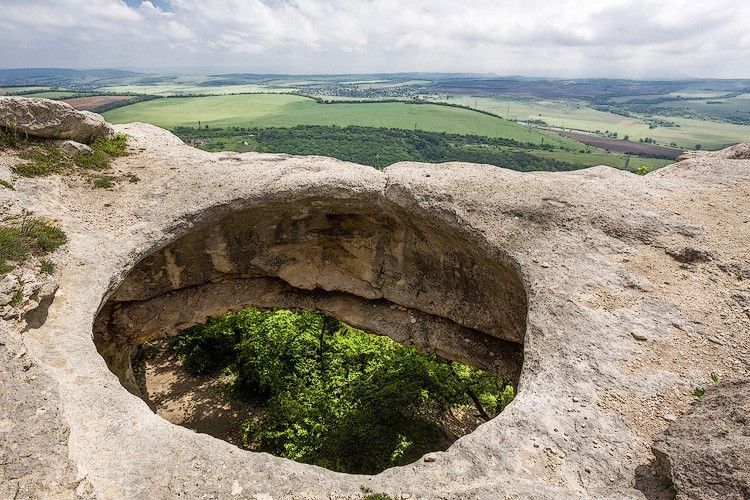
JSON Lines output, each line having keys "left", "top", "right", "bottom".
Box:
{"left": 652, "top": 379, "right": 750, "bottom": 500}
{"left": 0, "top": 96, "right": 115, "bottom": 143}
{"left": 53, "top": 139, "right": 93, "bottom": 155}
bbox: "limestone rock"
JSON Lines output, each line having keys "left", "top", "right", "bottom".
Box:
{"left": 0, "top": 116, "right": 748, "bottom": 499}
{"left": 0, "top": 96, "right": 114, "bottom": 143}
{"left": 652, "top": 380, "right": 750, "bottom": 500}
{"left": 54, "top": 139, "right": 93, "bottom": 155}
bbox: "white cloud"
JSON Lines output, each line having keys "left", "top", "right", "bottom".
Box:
{"left": 0, "top": 0, "right": 748, "bottom": 77}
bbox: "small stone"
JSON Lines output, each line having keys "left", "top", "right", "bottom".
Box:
{"left": 572, "top": 396, "right": 580, "bottom": 402}
{"left": 631, "top": 332, "right": 648, "bottom": 341}
{"left": 707, "top": 336, "right": 726, "bottom": 346}
{"left": 423, "top": 456, "right": 436, "bottom": 463}
{"left": 541, "top": 262, "right": 550, "bottom": 268}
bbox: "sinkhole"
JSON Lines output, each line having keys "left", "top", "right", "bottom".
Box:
{"left": 94, "top": 196, "right": 528, "bottom": 474}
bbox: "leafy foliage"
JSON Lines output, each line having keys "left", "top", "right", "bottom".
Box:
{"left": 171, "top": 308, "right": 515, "bottom": 474}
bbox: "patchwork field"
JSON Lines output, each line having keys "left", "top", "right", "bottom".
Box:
{"left": 62, "top": 95, "right": 137, "bottom": 112}
{"left": 103, "top": 94, "right": 573, "bottom": 145}
{"left": 440, "top": 96, "right": 750, "bottom": 150}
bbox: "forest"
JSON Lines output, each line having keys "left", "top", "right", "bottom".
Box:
{"left": 155, "top": 308, "right": 515, "bottom": 474}
{"left": 172, "top": 125, "right": 588, "bottom": 171}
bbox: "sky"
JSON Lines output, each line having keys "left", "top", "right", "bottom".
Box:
{"left": 0, "top": 0, "right": 748, "bottom": 78}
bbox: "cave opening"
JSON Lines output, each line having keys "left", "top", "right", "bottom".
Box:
{"left": 94, "top": 196, "right": 528, "bottom": 474}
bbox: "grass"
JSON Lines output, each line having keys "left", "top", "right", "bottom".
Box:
{"left": 21, "top": 91, "right": 79, "bottom": 99}
{"left": 92, "top": 175, "right": 118, "bottom": 188}
{"left": 14, "top": 144, "right": 72, "bottom": 176}
{"left": 39, "top": 259, "right": 55, "bottom": 274}
{"left": 103, "top": 94, "right": 576, "bottom": 146}
{"left": 0, "top": 179, "right": 14, "bottom": 190}
{"left": 9, "top": 133, "right": 129, "bottom": 177}
{"left": 0, "top": 216, "right": 66, "bottom": 275}
{"left": 0, "top": 125, "right": 29, "bottom": 149}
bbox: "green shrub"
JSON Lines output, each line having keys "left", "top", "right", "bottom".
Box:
{"left": 0, "top": 179, "right": 14, "bottom": 190}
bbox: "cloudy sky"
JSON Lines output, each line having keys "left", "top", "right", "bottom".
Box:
{"left": 0, "top": 0, "right": 748, "bottom": 78}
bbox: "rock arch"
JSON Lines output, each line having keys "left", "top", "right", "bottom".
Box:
{"left": 94, "top": 195, "right": 528, "bottom": 396}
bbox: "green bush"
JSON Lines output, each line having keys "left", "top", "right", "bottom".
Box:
{"left": 0, "top": 179, "right": 14, "bottom": 190}
{"left": 171, "top": 308, "right": 515, "bottom": 474}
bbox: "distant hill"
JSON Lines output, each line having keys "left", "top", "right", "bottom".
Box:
{"left": 0, "top": 68, "right": 142, "bottom": 87}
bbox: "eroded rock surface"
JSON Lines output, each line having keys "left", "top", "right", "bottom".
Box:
{"left": 652, "top": 379, "right": 750, "bottom": 500}
{"left": 0, "top": 96, "right": 114, "bottom": 143}
{"left": 0, "top": 100, "right": 748, "bottom": 499}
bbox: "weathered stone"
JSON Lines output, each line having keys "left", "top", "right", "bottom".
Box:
{"left": 1, "top": 117, "right": 749, "bottom": 499}
{"left": 0, "top": 96, "right": 114, "bottom": 143}
{"left": 54, "top": 139, "right": 94, "bottom": 155}
{"left": 652, "top": 379, "right": 750, "bottom": 500}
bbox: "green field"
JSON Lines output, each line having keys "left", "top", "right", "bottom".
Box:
{"left": 440, "top": 96, "right": 750, "bottom": 150}
{"left": 99, "top": 83, "right": 289, "bottom": 96}
{"left": 0, "top": 86, "right": 52, "bottom": 95}
{"left": 104, "top": 93, "right": 576, "bottom": 145}
{"left": 21, "top": 91, "right": 80, "bottom": 99}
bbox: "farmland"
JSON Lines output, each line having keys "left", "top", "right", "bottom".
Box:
{"left": 103, "top": 94, "right": 573, "bottom": 145}
{"left": 438, "top": 96, "right": 750, "bottom": 150}
{"left": 62, "top": 95, "right": 140, "bottom": 113}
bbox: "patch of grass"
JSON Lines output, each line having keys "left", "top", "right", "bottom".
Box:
{"left": 73, "top": 149, "right": 110, "bottom": 170}
{"left": 92, "top": 175, "right": 118, "bottom": 189}
{"left": 92, "top": 134, "right": 128, "bottom": 156}
{"left": 13, "top": 144, "right": 72, "bottom": 177}
{"left": 0, "top": 125, "right": 28, "bottom": 149}
{"left": 74, "top": 133, "right": 128, "bottom": 171}
{"left": 0, "top": 228, "right": 29, "bottom": 274}
{"left": 39, "top": 259, "right": 55, "bottom": 274}
{"left": 0, "top": 179, "right": 14, "bottom": 190}
{"left": 19, "top": 218, "right": 67, "bottom": 252}
{"left": 0, "top": 217, "right": 67, "bottom": 275}
{"left": 360, "top": 488, "right": 393, "bottom": 500}
{"left": 9, "top": 285, "right": 24, "bottom": 307}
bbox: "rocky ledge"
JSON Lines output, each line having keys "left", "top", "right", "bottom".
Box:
{"left": 0, "top": 98, "right": 748, "bottom": 499}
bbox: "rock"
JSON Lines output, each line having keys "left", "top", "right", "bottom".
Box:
{"left": 0, "top": 96, "right": 115, "bottom": 143}
{"left": 1, "top": 116, "right": 749, "bottom": 499}
{"left": 652, "top": 379, "right": 750, "bottom": 500}
{"left": 666, "top": 245, "right": 714, "bottom": 263}
{"left": 54, "top": 139, "right": 93, "bottom": 156}
{"left": 631, "top": 331, "right": 648, "bottom": 341}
